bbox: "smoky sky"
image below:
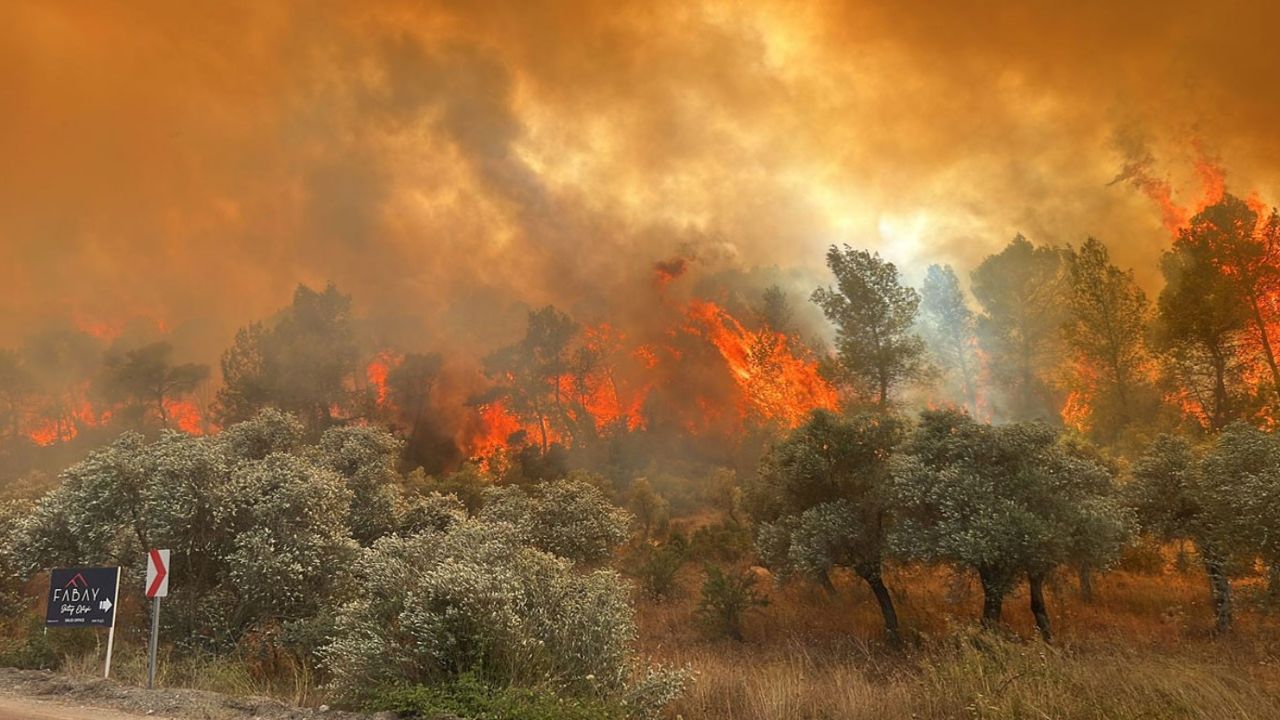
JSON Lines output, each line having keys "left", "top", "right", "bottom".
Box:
{"left": 3, "top": 0, "right": 1280, "bottom": 362}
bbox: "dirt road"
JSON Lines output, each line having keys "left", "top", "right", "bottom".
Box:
{"left": 0, "top": 668, "right": 386, "bottom": 720}
{"left": 0, "top": 696, "right": 168, "bottom": 719}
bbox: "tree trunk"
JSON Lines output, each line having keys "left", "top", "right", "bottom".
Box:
{"left": 979, "top": 568, "right": 1005, "bottom": 628}
{"left": 1029, "top": 572, "right": 1052, "bottom": 641}
{"left": 1247, "top": 292, "right": 1280, "bottom": 401}
{"left": 859, "top": 566, "right": 900, "bottom": 643}
{"left": 818, "top": 569, "right": 837, "bottom": 596}
{"left": 1204, "top": 555, "right": 1233, "bottom": 634}
{"left": 1078, "top": 565, "right": 1094, "bottom": 603}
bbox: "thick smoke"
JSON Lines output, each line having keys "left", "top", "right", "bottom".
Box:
{"left": 3, "top": 0, "right": 1279, "bottom": 365}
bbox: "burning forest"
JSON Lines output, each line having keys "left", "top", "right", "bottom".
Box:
{"left": 9, "top": 2, "right": 1280, "bottom": 719}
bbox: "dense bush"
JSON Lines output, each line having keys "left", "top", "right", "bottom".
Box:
{"left": 696, "top": 565, "right": 768, "bottom": 641}
{"left": 367, "top": 674, "right": 628, "bottom": 720}
{"left": 479, "top": 477, "right": 632, "bottom": 563}
{"left": 320, "top": 518, "right": 684, "bottom": 713}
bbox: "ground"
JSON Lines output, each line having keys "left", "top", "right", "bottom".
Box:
{"left": 0, "top": 668, "right": 387, "bottom": 720}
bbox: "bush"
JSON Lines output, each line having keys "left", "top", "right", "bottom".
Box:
{"left": 480, "top": 478, "right": 632, "bottom": 563}
{"left": 321, "top": 519, "right": 637, "bottom": 698}
{"left": 689, "top": 521, "right": 753, "bottom": 563}
{"left": 632, "top": 543, "right": 685, "bottom": 601}
{"left": 696, "top": 564, "right": 768, "bottom": 641}
{"left": 367, "top": 674, "right": 628, "bottom": 720}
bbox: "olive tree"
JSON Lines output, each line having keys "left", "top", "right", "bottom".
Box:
{"left": 890, "top": 409, "right": 1131, "bottom": 640}
{"left": 1129, "top": 424, "right": 1280, "bottom": 631}
{"left": 746, "top": 410, "right": 906, "bottom": 639}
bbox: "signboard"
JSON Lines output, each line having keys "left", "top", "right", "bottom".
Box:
{"left": 146, "top": 549, "right": 169, "bottom": 598}
{"left": 45, "top": 566, "right": 120, "bottom": 628}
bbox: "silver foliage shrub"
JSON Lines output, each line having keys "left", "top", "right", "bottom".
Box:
{"left": 479, "top": 476, "right": 632, "bottom": 563}
{"left": 321, "top": 518, "right": 685, "bottom": 716}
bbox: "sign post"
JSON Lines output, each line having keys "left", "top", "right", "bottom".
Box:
{"left": 145, "top": 549, "right": 169, "bottom": 689}
{"left": 46, "top": 566, "right": 121, "bottom": 678}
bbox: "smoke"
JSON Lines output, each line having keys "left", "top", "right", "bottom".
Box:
{"left": 3, "top": 0, "right": 1280, "bottom": 366}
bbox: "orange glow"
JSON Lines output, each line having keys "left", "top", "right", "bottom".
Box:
{"left": 684, "top": 300, "right": 839, "bottom": 428}
{"left": 366, "top": 350, "right": 404, "bottom": 407}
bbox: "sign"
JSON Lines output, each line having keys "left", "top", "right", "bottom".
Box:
{"left": 46, "top": 567, "right": 120, "bottom": 628}
{"left": 146, "top": 549, "right": 170, "bottom": 598}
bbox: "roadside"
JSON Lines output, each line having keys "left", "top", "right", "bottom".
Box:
{"left": 0, "top": 668, "right": 391, "bottom": 720}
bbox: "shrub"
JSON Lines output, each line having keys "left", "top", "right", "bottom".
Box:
{"left": 632, "top": 543, "right": 685, "bottom": 601}
{"left": 321, "top": 519, "right": 637, "bottom": 698}
{"left": 696, "top": 564, "right": 768, "bottom": 641}
{"left": 480, "top": 478, "right": 632, "bottom": 563}
{"left": 689, "top": 521, "right": 754, "bottom": 563}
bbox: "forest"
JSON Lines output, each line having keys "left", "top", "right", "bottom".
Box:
{"left": 5, "top": 185, "right": 1280, "bottom": 718}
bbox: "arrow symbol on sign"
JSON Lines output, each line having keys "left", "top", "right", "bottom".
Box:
{"left": 99, "top": 598, "right": 112, "bottom": 612}
{"left": 147, "top": 548, "right": 169, "bottom": 598}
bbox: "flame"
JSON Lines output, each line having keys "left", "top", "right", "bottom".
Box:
{"left": 684, "top": 300, "right": 839, "bottom": 428}
{"left": 163, "top": 398, "right": 205, "bottom": 434}
{"left": 459, "top": 299, "right": 840, "bottom": 459}
{"left": 366, "top": 350, "right": 403, "bottom": 406}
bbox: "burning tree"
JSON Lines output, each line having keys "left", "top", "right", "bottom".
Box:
{"left": 1060, "top": 238, "right": 1155, "bottom": 443}
{"left": 217, "top": 284, "right": 358, "bottom": 432}
{"left": 98, "top": 341, "right": 209, "bottom": 431}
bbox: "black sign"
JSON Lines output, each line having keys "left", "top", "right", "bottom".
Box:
{"left": 46, "top": 567, "right": 120, "bottom": 628}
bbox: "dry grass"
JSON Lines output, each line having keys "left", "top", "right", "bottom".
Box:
{"left": 640, "top": 562, "right": 1280, "bottom": 719}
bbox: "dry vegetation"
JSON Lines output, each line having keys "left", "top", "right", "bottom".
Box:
{"left": 637, "top": 559, "right": 1280, "bottom": 719}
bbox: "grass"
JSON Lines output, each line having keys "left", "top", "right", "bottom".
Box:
{"left": 637, "top": 560, "right": 1280, "bottom": 719}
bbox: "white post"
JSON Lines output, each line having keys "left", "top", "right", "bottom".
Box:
{"left": 147, "top": 596, "right": 161, "bottom": 688}
{"left": 103, "top": 567, "right": 120, "bottom": 679}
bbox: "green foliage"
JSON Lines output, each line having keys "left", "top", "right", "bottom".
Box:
{"left": 479, "top": 477, "right": 632, "bottom": 563}
{"left": 216, "top": 283, "right": 358, "bottom": 430}
{"left": 919, "top": 263, "right": 979, "bottom": 411}
{"left": 1062, "top": 238, "right": 1158, "bottom": 443}
{"left": 1130, "top": 424, "right": 1280, "bottom": 630}
{"left": 98, "top": 341, "right": 209, "bottom": 430}
{"left": 627, "top": 477, "right": 669, "bottom": 539}
{"left": 891, "top": 410, "right": 1132, "bottom": 622}
{"left": 367, "top": 675, "right": 629, "bottom": 720}
{"left": 5, "top": 410, "right": 439, "bottom": 649}
{"left": 812, "top": 245, "right": 926, "bottom": 406}
{"left": 971, "top": 235, "right": 1066, "bottom": 422}
{"left": 696, "top": 564, "right": 768, "bottom": 641}
{"left": 320, "top": 520, "right": 640, "bottom": 698}
{"left": 689, "top": 521, "right": 753, "bottom": 563}
{"left": 631, "top": 542, "right": 686, "bottom": 601}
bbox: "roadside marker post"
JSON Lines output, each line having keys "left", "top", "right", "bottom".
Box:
{"left": 145, "top": 549, "right": 170, "bottom": 689}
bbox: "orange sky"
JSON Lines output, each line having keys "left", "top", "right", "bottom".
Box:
{"left": 3, "top": 0, "right": 1280, "bottom": 360}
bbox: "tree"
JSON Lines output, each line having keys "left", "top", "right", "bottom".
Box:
{"left": 890, "top": 409, "right": 1130, "bottom": 640}
{"left": 971, "top": 236, "right": 1066, "bottom": 421}
{"left": 758, "top": 285, "right": 795, "bottom": 334}
{"left": 483, "top": 306, "right": 579, "bottom": 452}
{"left": 746, "top": 410, "right": 906, "bottom": 639}
{"left": 0, "top": 349, "right": 32, "bottom": 444}
{"left": 919, "top": 264, "right": 979, "bottom": 411}
{"left": 1179, "top": 196, "right": 1280, "bottom": 403}
{"left": 1129, "top": 425, "right": 1280, "bottom": 632}
{"left": 384, "top": 352, "right": 445, "bottom": 468}
{"left": 216, "top": 284, "right": 358, "bottom": 431}
{"left": 812, "top": 246, "right": 926, "bottom": 408}
{"left": 99, "top": 341, "right": 209, "bottom": 429}
{"left": 1061, "top": 238, "right": 1154, "bottom": 441}
{"left": 1153, "top": 233, "right": 1253, "bottom": 431}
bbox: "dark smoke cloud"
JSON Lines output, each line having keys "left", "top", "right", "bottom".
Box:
{"left": 3, "top": 0, "right": 1279, "bottom": 365}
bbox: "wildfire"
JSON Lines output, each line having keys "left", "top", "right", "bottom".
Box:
{"left": 366, "top": 350, "right": 403, "bottom": 406}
